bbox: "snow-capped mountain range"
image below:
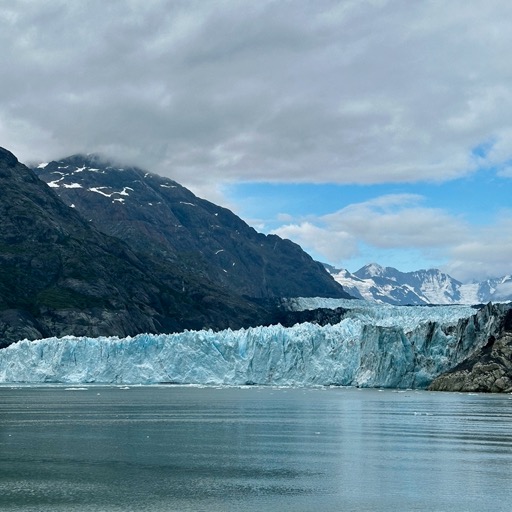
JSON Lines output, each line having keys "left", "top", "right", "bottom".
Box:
{"left": 325, "top": 263, "right": 512, "bottom": 305}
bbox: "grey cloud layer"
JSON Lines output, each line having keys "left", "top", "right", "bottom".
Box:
{"left": 2, "top": 0, "right": 512, "bottom": 188}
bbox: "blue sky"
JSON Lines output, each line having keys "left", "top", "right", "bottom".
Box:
{"left": 2, "top": 1, "right": 512, "bottom": 282}
{"left": 223, "top": 167, "right": 512, "bottom": 279}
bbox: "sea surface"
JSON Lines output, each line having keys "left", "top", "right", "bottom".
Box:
{"left": 1, "top": 385, "right": 512, "bottom": 511}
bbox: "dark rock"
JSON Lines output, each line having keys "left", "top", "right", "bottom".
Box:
{"left": 0, "top": 309, "right": 48, "bottom": 347}
{"left": 428, "top": 303, "right": 512, "bottom": 392}
{"left": 0, "top": 147, "right": 18, "bottom": 168}
{"left": 270, "top": 306, "right": 348, "bottom": 328}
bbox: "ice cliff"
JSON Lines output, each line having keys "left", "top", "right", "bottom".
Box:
{"left": 0, "top": 301, "right": 507, "bottom": 388}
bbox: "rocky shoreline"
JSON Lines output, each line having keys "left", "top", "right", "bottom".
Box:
{"left": 429, "top": 306, "right": 512, "bottom": 392}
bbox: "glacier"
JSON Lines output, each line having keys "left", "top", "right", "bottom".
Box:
{"left": 283, "top": 298, "right": 477, "bottom": 330}
{"left": 0, "top": 301, "right": 507, "bottom": 388}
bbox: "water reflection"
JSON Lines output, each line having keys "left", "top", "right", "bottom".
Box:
{"left": 1, "top": 386, "right": 512, "bottom": 511}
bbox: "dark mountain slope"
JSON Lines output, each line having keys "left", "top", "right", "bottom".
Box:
{"left": 0, "top": 147, "right": 271, "bottom": 347}
{"left": 35, "top": 155, "right": 348, "bottom": 299}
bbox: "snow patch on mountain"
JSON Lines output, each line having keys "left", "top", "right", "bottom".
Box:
{"left": 361, "top": 262, "right": 386, "bottom": 278}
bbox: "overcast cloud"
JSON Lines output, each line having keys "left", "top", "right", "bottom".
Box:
{"left": 2, "top": 0, "right": 512, "bottom": 280}
{"left": 2, "top": 0, "right": 512, "bottom": 186}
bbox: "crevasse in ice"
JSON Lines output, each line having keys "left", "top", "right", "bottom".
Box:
{"left": 0, "top": 301, "right": 502, "bottom": 388}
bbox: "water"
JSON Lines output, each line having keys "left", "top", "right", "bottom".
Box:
{"left": 1, "top": 386, "right": 512, "bottom": 511}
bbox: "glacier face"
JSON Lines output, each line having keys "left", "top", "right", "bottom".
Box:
{"left": 283, "top": 298, "right": 476, "bottom": 330}
{"left": 0, "top": 301, "right": 504, "bottom": 389}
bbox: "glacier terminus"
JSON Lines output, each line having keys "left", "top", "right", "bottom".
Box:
{"left": 1, "top": 300, "right": 508, "bottom": 389}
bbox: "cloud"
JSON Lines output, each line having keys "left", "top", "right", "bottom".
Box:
{"left": 273, "top": 222, "right": 358, "bottom": 262}
{"left": 443, "top": 216, "right": 512, "bottom": 281}
{"left": 495, "top": 282, "right": 512, "bottom": 299}
{"left": 272, "top": 194, "right": 512, "bottom": 282}
{"left": 273, "top": 193, "right": 465, "bottom": 262}
{"left": 2, "top": 0, "right": 512, "bottom": 194}
{"left": 321, "top": 194, "right": 468, "bottom": 249}
{"left": 497, "top": 164, "right": 512, "bottom": 178}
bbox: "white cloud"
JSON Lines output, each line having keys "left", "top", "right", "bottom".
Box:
{"left": 273, "top": 194, "right": 512, "bottom": 282}
{"left": 276, "top": 213, "right": 294, "bottom": 223}
{"left": 497, "top": 165, "right": 512, "bottom": 178}
{"left": 495, "top": 282, "right": 512, "bottom": 299}
{"left": 273, "top": 193, "right": 461, "bottom": 263}
{"left": 273, "top": 222, "right": 358, "bottom": 262}
{"left": 322, "top": 195, "right": 468, "bottom": 249}
{"left": 443, "top": 216, "right": 512, "bottom": 281}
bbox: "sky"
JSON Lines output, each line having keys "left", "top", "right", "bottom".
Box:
{"left": 1, "top": 0, "right": 512, "bottom": 282}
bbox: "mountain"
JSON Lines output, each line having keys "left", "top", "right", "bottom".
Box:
{"left": 34, "top": 155, "right": 349, "bottom": 300}
{"left": 325, "top": 263, "right": 512, "bottom": 305}
{"left": 0, "top": 147, "right": 293, "bottom": 347}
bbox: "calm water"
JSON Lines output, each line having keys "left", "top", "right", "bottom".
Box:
{"left": 1, "top": 386, "right": 512, "bottom": 511}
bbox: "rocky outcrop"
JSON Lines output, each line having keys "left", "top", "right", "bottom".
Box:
{"left": 428, "top": 305, "right": 512, "bottom": 392}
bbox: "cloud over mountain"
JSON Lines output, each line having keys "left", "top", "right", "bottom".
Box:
{"left": 3, "top": 1, "right": 512, "bottom": 281}
{"left": 2, "top": 1, "right": 512, "bottom": 190}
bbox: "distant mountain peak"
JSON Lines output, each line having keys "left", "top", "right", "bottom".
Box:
{"left": 326, "top": 263, "right": 512, "bottom": 305}
{"left": 365, "top": 262, "right": 385, "bottom": 274}
{"left": 353, "top": 262, "right": 388, "bottom": 280}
